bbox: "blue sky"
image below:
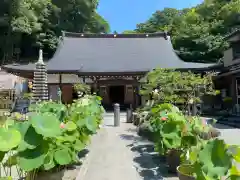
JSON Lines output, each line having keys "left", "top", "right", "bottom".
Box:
{"left": 97, "top": 0, "right": 203, "bottom": 32}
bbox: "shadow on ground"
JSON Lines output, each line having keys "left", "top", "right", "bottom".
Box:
{"left": 119, "top": 128, "right": 177, "bottom": 180}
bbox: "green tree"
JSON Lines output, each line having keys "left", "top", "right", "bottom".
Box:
{"left": 122, "top": 30, "right": 136, "bottom": 34}
{"left": 135, "top": 8, "right": 181, "bottom": 33}
{"left": 0, "top": 0, "right": 110, "bottom": 63}
{"left": 134, "top": 0, "right": 240, "bottom": 63}
{"left": 140, "top": 68, "right": 215, "bottom": 108}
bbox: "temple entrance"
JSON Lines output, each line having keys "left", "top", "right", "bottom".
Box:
{"left": 109, "top": 85, "right": 125, "bottom": 104}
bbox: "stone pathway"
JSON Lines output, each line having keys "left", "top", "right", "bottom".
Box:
{"left": 213, "top": 123, "right": 240, "bottom": 145}
{"left": 76, "top": 113, "right": 177, "bottom": 180}
{"left": 76, "top": 113, "right": 240, "bottom": 180}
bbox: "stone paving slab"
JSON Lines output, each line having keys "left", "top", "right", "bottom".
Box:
{"left": 76, "top": 125, "right": 141, "bottom": 180}
{"left": 213, "top": 123, "right": 240, "bottom": 145}
{"left": 76, "top": 113, "right": 178, "bottom": 180}
{"left": 76, "top": 114, "right": 240, "bottom": 180}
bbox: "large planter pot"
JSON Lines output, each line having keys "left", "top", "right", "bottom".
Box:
{"left": 177, "top": 165, "right": 195, "bottom": 180}
{"left": 133, "top": 113, "right": 140, "bottom": 126}
{"left": 166, "top": 149, "right": 181, "bottom": 173}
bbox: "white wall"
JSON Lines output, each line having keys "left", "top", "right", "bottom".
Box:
{"left": 47, "top": 74, "right": 83, "bottom": 84}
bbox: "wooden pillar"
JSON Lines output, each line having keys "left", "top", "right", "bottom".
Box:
{"left": 135, "top": 86, "right": 139, "bottom": 109}
{"left": 92, "top": 77, "right": 100, "bottom": 95}
{"left": 91, "top": 77, "right": 97, "bottom": 93}
{"left": 132, "top": 76, "right": 140, "bottom": 109}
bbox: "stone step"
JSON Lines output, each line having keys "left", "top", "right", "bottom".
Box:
{"left": 12, "top": 98, "right": 30, "bottom": 113}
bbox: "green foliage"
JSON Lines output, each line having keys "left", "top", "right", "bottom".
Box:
{"left": 0, "top": 128, "right": 21, "bottom": 152}
{"left": 134, "top": 0, "right": 240, "bottom": 62}
{"left": 0, "top": 94, "right": 104, "bottom": 175}
{"left": 30, "top": 113, "right": 62, "bottom": 137}
{"left": 0, "top": 0, "right": 110, "bottom": 62}
{"left": 0, "top": 177, "right": 12, "bottom": 180}
{"left": 149, "top": 103, "right": 205, "bottom": 155}
{"left": 140, "top": 68, "right": 215, "bottom": 106}
{"left": 187, "top": 139, "right": 240, "bottom": 179}
{"left": 73, "top": 83, "right": 91, "bottom": 94}
{"left": 69, "top": 95, "right": 104, "bottom": 134}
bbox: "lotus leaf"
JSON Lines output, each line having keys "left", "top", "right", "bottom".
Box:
{"left": 228, "top": 175, "right": 240, "bottom": 180}
{"left": 15, "top": 121, "right": 43, "bottom": 151}
{"left": 230, "top": 166, "right": 240, "bottom": 176}
{"left": 54, "top": 148, "right": 72, "bottom": 165}
{"left": 198, "top": 139, "right": 232, "bottom": 178}
{"left": 3, "top": 154, "right": 17, "bottom": 167}
{"left": 73, "top": 140, "right": 85, "bottom": 151}
{"left": 88, "top": 104, "right": 101, "bottom": 114}
{"left": 85, "top": 116, "right": 98, "bottom": 133}
{"left": 43, "top": 152, "right": 55, "bottom": 170}
{"left": 0, "top": 151, "right": 5, "bottom": 162}
{"left": 18, "top": 148, "right": 45, "bottom": 171}
{"left": 30, "top": 113, "right": 62, "bottom": 137}
{"left": 0, "top": 177, "right": 12, "bottom": 180}
{"left": 57, "top": 134, "right": 76, "bottom": 142}
{"left": 0, "top": 128, "right": 21, "bottom": 151}
{"left": 77, "top": 118, "right": 87, "bottom": 128}
{"left": 161, "top": 121, "right": 181, "bottom": 139}
{"left": 65, "top": 121, "right": 77, "bottom": 131}
{"left": 228, "top": 145, "right": 240, "bottom": 162}
{"left": 23, "top": 126, "right": 43, "bottom": 149}
{"left": 4, "top": 119, "right": 15, "bottom": 127}
{"left": 162, "top": 137, "right": 181, "bottom": 149}
{"left": 158, "top": 119, "right": 183, "bottom": 150}
{"left": 70, "top": 150, "right": 78, "bottom": 162}
{"left": 181, "top": 135, "right": 197, "bottom": 148}
{"left": 14, "top": 121, "right": 31, "bottom": 151}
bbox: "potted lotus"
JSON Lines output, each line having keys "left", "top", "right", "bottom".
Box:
{"left": 151, "top": 105, "right": 198, "bottom": 173}
{"left": 177, "top": 139, "right": 240, "bottom": 180}
{"left": 188, "top": 116, "right": 220, "bottom": 140}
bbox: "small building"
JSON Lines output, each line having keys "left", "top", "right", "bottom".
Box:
{"left": 2, "top": 32, "right": 216, "bottom": 109}
{"left": 0, "top": 69, "right": 19, "bottom": 109}
{"left": 215, "top": 30, "right": 240, "bottom": 108}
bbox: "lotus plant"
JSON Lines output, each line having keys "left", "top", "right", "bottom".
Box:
{"left": 0, "top": 94, "right": 104, "bottom": 179}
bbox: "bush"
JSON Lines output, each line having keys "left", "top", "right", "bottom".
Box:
{"left": 0, "top": 94, "right": 104, "bottom": 178}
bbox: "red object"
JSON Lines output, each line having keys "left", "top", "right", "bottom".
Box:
{"left": 161, "top": 117, "right": 167, "bottom": 121}
{"left": 60, "top": 122, "right": 65, "bottom": 128}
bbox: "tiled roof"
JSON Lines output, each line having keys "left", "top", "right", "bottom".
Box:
{"left": 2, "top": 32, "right": 216, "bottom": 74}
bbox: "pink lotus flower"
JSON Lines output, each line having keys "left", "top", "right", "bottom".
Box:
{"left": 60, "top": 122, "right": 65, "bottom": 129}
{"left": 161, "top": 117, "right": 167, "bottom": 121}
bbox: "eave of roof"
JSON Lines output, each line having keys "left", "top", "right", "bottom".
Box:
{"left": 2, "top": 32, "right": 218, "bottom": 75}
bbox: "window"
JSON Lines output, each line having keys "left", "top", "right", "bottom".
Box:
{"left": 232, "top": 42, "right": 240, "bottom": 60}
